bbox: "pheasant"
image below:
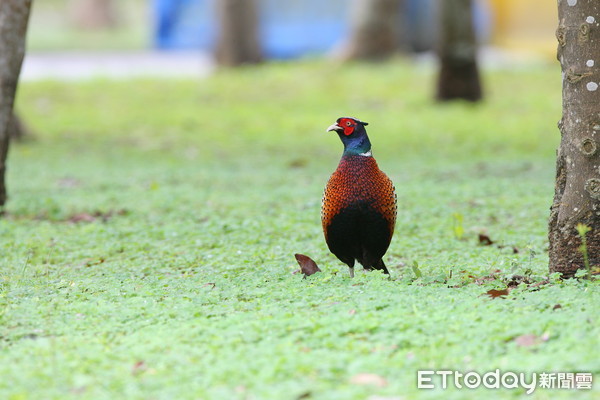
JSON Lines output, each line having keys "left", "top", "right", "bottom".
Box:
{"left": 321, "top": 117, "right": 397, "bottom": 277}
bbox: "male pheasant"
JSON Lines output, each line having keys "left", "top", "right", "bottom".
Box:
{"left": 321, "top": 117, "right": 397, "bottom": 277}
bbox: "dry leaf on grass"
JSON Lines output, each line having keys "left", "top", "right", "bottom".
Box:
{"left": 478, "top": 233, "right": 494, "bottom": 246}
{"left": 294, "top": 254, "right": 321, "bottom": 276}
{"left": 350, "top": 373, "right": 388, "bottom": 387}
{"left": 131, "top": 360, "right": 147, "bottom": 375}
{"left": 485, "top": 288, "right": 510, "bottom": 298}
{"left": 514, "top": 334, "right": 549, "bottom": 347}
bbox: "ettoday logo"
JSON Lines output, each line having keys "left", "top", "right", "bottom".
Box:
{"left": 417, "top": 370, "right": 593, "bottom": 394}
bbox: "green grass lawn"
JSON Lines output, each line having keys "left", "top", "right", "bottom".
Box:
{"left": 1, "top": 60, "right": 599, "bottom": 399}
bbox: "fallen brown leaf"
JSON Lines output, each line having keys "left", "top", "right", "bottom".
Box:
{"left": 131, "top": 360, "right": 147, "bottom": 375}
{"left": 294, "top": 254, "right": 321, "bottom": 277}
{"left": 478, "top": 233, "right": 520, "bottom": 253}
{"left": 514, "top": 334, "right": 541, "bottom": 347}
{"left": 69, "top": 213, "right": 96, "bottom": 223}
{"left": 528, "top": 279, "right": 550, "bottom": 289}
{"left": 478, "top": 234, "right": 494, "bottom": 246}
{"left": 485, "top": 288, "right": 510, "bottom": 298}
{"left": 79, "top": 257, "right": 106, "bottom": 267}
{"left": 506, "top": 275, "right": 533, "bottom": 287}
{"left": 67, "top": 209, "right": 128, "bottom": 223}
{"left": 350, "top": 373, "right": 388, "bottom": 387}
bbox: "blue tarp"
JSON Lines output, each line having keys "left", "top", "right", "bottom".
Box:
{"left": 153, "top": 0, "right": 488, "bottom": 58}
{"left": 154, "top": 0, "right": 349, "bottom": 58}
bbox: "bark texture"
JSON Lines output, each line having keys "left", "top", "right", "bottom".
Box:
{"left": 0, "top": 0, "right": 32, "bottom": 209}
{"left": 341, "top": 0, "right": 403, "bottom": 61}
{"left": 549, "top": 0, "right": 600, "bottom": 278}
{"left": 435, "top": 0, "right": 482, "bottom": 102}
{"left": 8, "top": 112, "right": 30, "bottom": 141}
{"left": 215, "top": 0, "right": 262, "bottom": 67}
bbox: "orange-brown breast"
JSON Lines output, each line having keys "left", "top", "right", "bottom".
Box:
{"left": 321, "top": 155, "right": 397, "bottom": 241}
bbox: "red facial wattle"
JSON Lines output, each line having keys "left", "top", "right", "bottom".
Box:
{"left": 339, "top": 119, "right": 355, "bottom": 136}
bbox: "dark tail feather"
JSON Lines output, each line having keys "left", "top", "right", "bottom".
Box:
{"left": 372, "top": 259, "right": 389, "bottom": 275}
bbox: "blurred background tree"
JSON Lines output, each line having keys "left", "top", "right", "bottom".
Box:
{"left": 0, "top": 0, "right": 32, "bottom": 210}
{"left": 339, "top": 0, "right": 404, "bottom": 61}
{"left": 435, "top": 0, "right": 482, "bottom": 102}
{"left": 215, "top": 0, "right": 262, "bottom": 66}
{"left": 69, "top": 0, "right": 118, "bottom": 30}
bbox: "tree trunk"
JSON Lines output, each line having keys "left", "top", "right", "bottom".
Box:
{"left": 0, "top": 0, "right": 32, "bottom": 210}
{"left": 340, "top": 0, "right": 403, "bottom": 61}
{"left": 8, "top": 112, "right": 30, "bottom": 141}
{"left": 69, "top": 0, "right": 118, "bottom": 30}
{"left": 215, "top": 0, "right": 262, "bottom": 67}
{"left": 549, "top": 0, "right": 600, "bottom": 278}
{"left": 435, "top": 0, "right": 482, "bottom": 102}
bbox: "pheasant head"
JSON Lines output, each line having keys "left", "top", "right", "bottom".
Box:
{"left": 326, "top": 117, "right": 372, "bottom": 156}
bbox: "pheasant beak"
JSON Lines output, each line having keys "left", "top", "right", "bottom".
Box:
{"left": 327, "top": 123, "right": 343, "bottom": 133}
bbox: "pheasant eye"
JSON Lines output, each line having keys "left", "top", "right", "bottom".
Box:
{"left": 346, "top": 121, "right": 352, "bottom": 127}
